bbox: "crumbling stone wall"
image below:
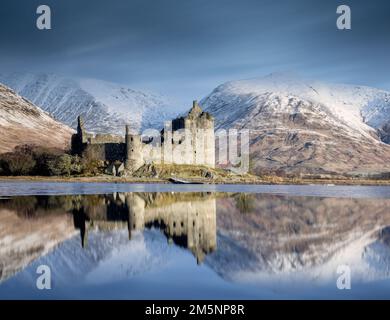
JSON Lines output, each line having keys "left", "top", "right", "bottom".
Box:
{"left": 87, "top": 134, "right": 124, "bottom": 144}
{"left": 83, "top": 143, "right": 126, "bottom": 162}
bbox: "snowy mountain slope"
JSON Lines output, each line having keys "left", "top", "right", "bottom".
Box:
{"left": 201, "top": 73, "right": 390, "bottom": 176}
{"left": 0, "top": 72, "right": 182, "bottom": 135}
{"left": 0, "top": 84, "right": 74, "bottom": 153}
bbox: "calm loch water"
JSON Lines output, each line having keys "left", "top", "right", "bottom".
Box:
{"left": 1, "top": 182, "right": 390, "bottom": 299}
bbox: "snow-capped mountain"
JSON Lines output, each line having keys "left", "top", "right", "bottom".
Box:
{"left": 201, "top": 73, "right": 390, "bottom": 176}
{"left": 0, "top": 83, "right": 74, "bottom": 153}
{"left": 0, "top": 72, "right": 182, "bottom": 135}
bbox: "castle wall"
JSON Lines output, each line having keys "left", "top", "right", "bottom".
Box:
{"left": 162, "top": 121, "right": 173, "bottom": 164}
{"left": 145, "top": 104, "right": 215, "bottom": 167}
{"left": 87, "top": 134, "right": 124, "bottom": 144}
{"left": 203, "top": 128, "right": 215, "bottom": 168}
{"left": 140, "top": 128, "right": 215, "bottom": 167}
{"left": 172, "top": 128, "right": 192, "bottom": 165}
{"left": 83, "top": 143, "right": 126, "bottom": 162}
{"left": 142, "top": 143, "right": 162, "bottom": 164}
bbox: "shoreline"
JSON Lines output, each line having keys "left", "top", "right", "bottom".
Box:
{"left": 1, "top": 175, "right": 390, "bottom": 186}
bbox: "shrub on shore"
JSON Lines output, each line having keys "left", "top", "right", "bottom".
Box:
{"left": 46, "top": 154, "right": 83, "bottom": 176}
{"left": 0, "top": 145, "right": 83, "bottom": 176}
{"left": 0, "top": 149, "right": 36, "bottom": 175}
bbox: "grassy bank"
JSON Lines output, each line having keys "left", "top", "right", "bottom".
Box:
{"left": 1, "top": 174, "right": 390, "bottom": 186}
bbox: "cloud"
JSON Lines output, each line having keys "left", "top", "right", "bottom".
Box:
{"left": 0, "top": 0, "right": 389, "bottom": 102}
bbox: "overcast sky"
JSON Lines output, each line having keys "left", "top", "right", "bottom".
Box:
{"left": 0, "top": 0, "right": 389, "bottom": 105}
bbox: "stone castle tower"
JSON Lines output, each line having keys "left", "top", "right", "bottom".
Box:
{"left": 188, "top": 100, "right": 215, "bottom": 167}
{"left": 162, "top": 100, "right": 215, "bottom": 167}
{"left": 125, "top": 125, "right": 144, "bottom": 172}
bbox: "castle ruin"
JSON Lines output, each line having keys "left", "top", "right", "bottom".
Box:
{"left": 71, "top": 192, "right": 217, "bottom": 264}
{"left": 71, "top": 101, "right": 215, "bottom": 174}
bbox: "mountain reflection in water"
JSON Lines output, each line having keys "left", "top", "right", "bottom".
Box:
{"left": 1, "top": 189, "right": 390, "bottom": 299}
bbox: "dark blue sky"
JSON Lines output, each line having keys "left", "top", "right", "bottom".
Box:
{"left": 0, "top": 0, "right": 389, "bottom": 104}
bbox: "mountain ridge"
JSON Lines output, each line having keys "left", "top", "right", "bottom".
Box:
{"left": 0, "top": 83, "right": 74, "bottom": 154}
{"left": 201, "top": 73, "right": 390, "bottom": 176}
{"left": 0, "top": 72, "right": 183, "bottom": 135}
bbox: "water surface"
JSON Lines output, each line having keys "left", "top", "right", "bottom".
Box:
{"left": 0, "top": 182, "right": 390, "bottom": 299}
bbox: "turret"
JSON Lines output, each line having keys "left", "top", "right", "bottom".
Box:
{"left": 125, "top": 125, "right": 144, "bottom": 172}
{"left": 77, "top": 115, "right": 83, "bottom": 132}
{"left": 71, "top": 115, "right": 87, "bottom": 155}
{"left": 187, "top": 100, "right": 203, "bottom": 119}
{"left": 77, "top": 116, "right": 87, "bottom": 144}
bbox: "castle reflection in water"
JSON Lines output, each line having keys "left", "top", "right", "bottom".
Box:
{"left": 56, "top": 193, "right": 216, "bottom": 264}
{"left": 3, "top": 187, "right": 390, "bottom": 299}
